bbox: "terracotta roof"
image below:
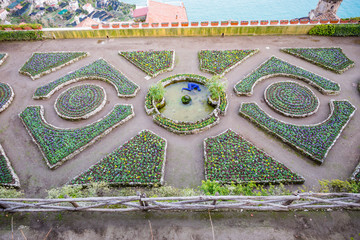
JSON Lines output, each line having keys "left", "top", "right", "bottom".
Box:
{"left": 133, "top": 7, "right": 148, "bottom": 18}
{"left": 15, "top": 4, "right": 22, "bottom": 9}
{"left": 76, "top": 17, "right": 99, "bottom": 28}
{"left": 146, "top": 0, "right": 188, "bottom": 24}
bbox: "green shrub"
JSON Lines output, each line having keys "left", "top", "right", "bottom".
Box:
{"left": 0, "top": 187, "right": 24, "bottom": 198}
{"left": 319, "top": 179, "right": 360, "bottom": 193}
{"left": 206, "top": 75, "right": 227, "bottom": 100}
{"left": 309, "top": 24, "right": 360, "bottom": 37}
{"left": 47, "top": 182, "right": 111, "bottom": 199}
{"left": 0, "top": 31, "right": 43, "bottom": 41}
{"left": 148, "top": 82, "right": 165, "bottom": 102}
{"left": 309, "top": 24, "right": 335, "bottom": 36}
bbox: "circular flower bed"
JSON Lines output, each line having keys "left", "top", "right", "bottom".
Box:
{"left": 264, "top": 81, "right": 319, "bottom": 117}
{"left": 55, "top": 84, "right": 107, "bottom": 120}
{"left": 0, "top": 82, "right": 14, "bottom": 113}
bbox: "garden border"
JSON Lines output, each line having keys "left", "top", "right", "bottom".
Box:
{"left": 54, "top": 84, "right": 107, "bottom": 120}
{"left": 350, "top": 162, "right": 360, "bottom": 182}
{"left": 233, "top": 56, "right": 341, "bottom": 96}
{"left": 264, "top": 80, "right": 320, "bottom": 118}
{"left": 68, "top": 129, "right": 167, "bottom": 187}
{"left": 19, "top": 104, "right": 135, "bottom": 169}
{"left": 0, "top": 83, "right": 14, "bottom": 113}
{"left": 0, "top": 144, "right": 20, "bottom": 188}
{"left": 33, "top": 58, "right": 140, "bottom": 99}
{"left": 19, "top": 51, "right": 89, "bottom": 80}
{"left": 198, "top": 49, "right": 260, "bottom": 76}
{"left": 239, "top": 100, "right": 356, "bottom": 163}
{"left": 0, "top": 53, "right": 8, "bottom": 66}
{"left": 203, "top": 129, "right": 305, "bottom": 184}
{"left": 119, "top": 50, "right": 175, "bottom": 78}
{"left": 280, "top": 47, "right": 355, "bottom": 74}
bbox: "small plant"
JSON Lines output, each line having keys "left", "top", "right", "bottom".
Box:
{"left": 149, "top": 82, "right": 165, "bottom": 102}
{"left": 206, "top": 75, "right": 227, "bottom": 100}
{"left": 318, "top": 179, "right": 360, "bottom": 193}
{"left": 181, "top": 95, "right": 191, "bottom": 104}
{"left": 0, "top": 187, "right": 24, "bottom": 198}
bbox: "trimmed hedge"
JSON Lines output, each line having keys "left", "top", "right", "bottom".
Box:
{"left": 239, "top": 100, "right": 356, "bottom": 163}
{"left": 19, "top": 104, "right": 134, "bottom": 169}
{"left": 204, "top": 129, "right": 304, "bottom": 184}
{"left": 309, "top": 24, "right": 360, "bottom": 37}
{"left": 69, "top": 130, "right": 167, "bottom": 186}
{"left": 0, "top": 31, "right": 43, "bottom": 41}
{"left": 0, "top": 144, "right": 20, "bottom": 187}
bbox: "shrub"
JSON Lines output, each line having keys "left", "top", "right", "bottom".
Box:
{"left": 308, "top": 24, "right": 335, "bottom": 36}
{"left": 148, "top": 82, "right": 165, "bottom": 102}
{"left": 319, "top": 179, "right": 360, "bottom": 193}
{"left": 309, "top": 24, "right": 360, "bottom": 37}
{"left": 206, "top": 75, "right": 227, "bottom": 100}
{"left": 0, "top": 31, "right": 43, "bottom": 41}
{"left": 0, "top": 187, "right": 24, "bottom": 198}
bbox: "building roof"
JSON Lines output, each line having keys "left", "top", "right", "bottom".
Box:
{"left": 76, "top": 17, "right": 99, "bottom": 28}
{"left": 0, "top": 9, "right": 7, "bottom": 14}
{"left": 132, "top": 7, "right": 148, "bottom": 18}
{"left": 145, "top": 0, "right": 188, "bottom": 23}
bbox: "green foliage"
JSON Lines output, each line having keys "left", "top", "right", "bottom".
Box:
{"left": 0, "top": 187, "right": 24, "bottom": 198}
{"left": 149, "top": 82, "right": 165, "bottom": 102}
{"left": 309, "top": 24, "right": 360, "bottom": 37}
{"left": 0, "top": 31, "right": 43, "bottom": 41}
{"left": 47, "top": 182, "right": 111, "bottom": 198}
{"left": 318, "top": 179, "right": 360, "bottom": 193}
{"left": 200, "top": 180, "right": 291, "bottom": 196}
{"left": 206, "top": 75, "right": 227, "bottom": 100}
{"left": 309, "top": 24, "right": 335, "bottom": 36}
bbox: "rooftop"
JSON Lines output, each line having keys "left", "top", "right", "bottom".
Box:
{"left": 145, "top": 0, "right": 188, "bottom": 23}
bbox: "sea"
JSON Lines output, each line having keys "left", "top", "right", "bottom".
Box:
{"left": 122, "top": 0, "right": 360, "bottom": 21}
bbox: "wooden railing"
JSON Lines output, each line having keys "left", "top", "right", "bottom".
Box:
{"left": 0, "top": 192, "right": 359, "bottom": 213}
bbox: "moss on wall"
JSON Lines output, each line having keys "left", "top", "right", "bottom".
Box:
{"left": 44, "top": 25, "right": 314, "bottom": 39}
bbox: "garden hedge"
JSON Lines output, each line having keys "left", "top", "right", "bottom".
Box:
{"left": 0, "top": 144, "right": 20, "bottom": 187}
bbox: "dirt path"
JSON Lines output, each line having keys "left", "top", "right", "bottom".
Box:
{"left": 0, "top": 35, "right": 359, "bottom": 196}
{"left": 0, "top": 211, "right": 359, "bottom": 240}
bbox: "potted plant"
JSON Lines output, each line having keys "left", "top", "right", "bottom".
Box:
{"left": 161, "top": 22, "right": 169, "bottom": 27}
{"left": 171, "top": 22, "right": 179, "bottom": 27}
{"left": 206, "top": 75, "right": 227, "bottom": 106}
{"left": 320, "top": 19, "right": 329, "bottom": 24}
{"left": 340, "top": 19, "right": 349, "bottom": 24}
{"left": 149, "top": 83, "right": 165, "bottom": 109}
{"left": 300, "top": 19, "right": 309, "bottom": 24}
{"left": 141, "top": 22, "right": 149, "bottom": 27}
{"left": 191, "top": 22, "right": 199, "bottom": 26}
{"left": 280, "top": 20, "right": 289, "bottom": 25}
{"left": 310, "top": 19, "right": 319, "bottom": 24}
{"left": 151, "top": 23, "right": 159, "bottom": 27}
{"left": 181, "top": 22, "right": 189, "bottom": 27}
{"left": 102, "top": 23, "right": 110, "bottom": 28}
{"left": 112, "top": 23, "right": 120, "bottom": 28}
{"left": 201, "top": 21, "right": 209, "bottom": 26}
{"left": 290, "top": 19, "right": 299, "bottom": 24}
{"left": 121, "top": 23, "right": 129, "bottom": 28}
{"left": 221, "top": 21, "right": 228, "bottom": 26}
{"left": 330, "top": 19, "right": 339, "bottom": 24}
{"left": 260, "top": 20, "right": 268, "bottom": 25}
{"left": 270, "top": 20, "right": 279, "bottom": 25}
{"left": 240, "top": 21, "right": 248, "bottom": 26}
{"left": 230, "top": 21, "right": 238, "bottom": 26}
{"left": 131, "top": 23, "right": 139, "bottom": 28}
{"left": 211, "top": 21, "right": 219, "bottom": 26}
{"left": 250, "top": 20, "right": 258, "bottom": 25}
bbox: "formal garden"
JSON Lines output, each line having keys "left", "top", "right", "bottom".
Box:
{"left": 0, "top": 39, "right": 359, "bottom": 199}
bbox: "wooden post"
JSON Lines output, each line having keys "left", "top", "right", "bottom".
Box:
{"left": 137, "top": 191, "right": 145, "bottom": 207}
{"left": 64, "top": 195, "right": 79, "bottom": 208}
{"left": 283, "top": 191, "right": 299, "bottom": 206}
{"left": 212, "top": 192, "right": 219, "bottom": 205}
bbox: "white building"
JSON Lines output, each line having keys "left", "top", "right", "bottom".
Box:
{"left": 0, "top": 0, "right": 11, "bottom": 9}
{"left": 69, "top": 0, "right": 79, "bottom": 11}
{"left": 0, "top": 9, "right": 8, "bottom": 21}
{"left": 82, "top": 3, "right": 94, "bottom": 13}
{"left": 45, "top": 0, "right": 58, "bottom": 6}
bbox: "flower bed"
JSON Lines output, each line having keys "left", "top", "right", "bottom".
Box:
{"left": 54, "top": 84, "right": 107, "bottom": 120}
{"left": 33, "top": 58, "right": 139, "bottom": 99}
{"left": 234, "top": 56, "right": 340, "bottom": 96}
{"left": 119, "top": 50, "right": 175, "bottom": 78}
{"left": 19, "top": 104, "right": 134, "bottom": 169}
{"left": 0, "top": 53, "right": 8, "bottom": 66}
{"left": 145, "top": 74, "right": 228, "bottom": 134}
{"left": 19, "top": 52, "right": 89, "bottom": 80}
{"left": 239, "top": 100, "right": 356, "bottom": 163}
{"left": 0, "top": 144, "right": 20, "bottom": 187}
{"left": 281, "top": 48, "right": 354, "bottom": 74}
{"left": 69, "top": 130, "right": 167, "bottom": 186}
{"left": 264, "top": 81, "right": 319, "bottom": 117}
{"left": 0, "top": 82, "right": 14, "bottom": 113}
{"left": 204, "top": 129, "right": 305, "bottom": 184}
{"left": 198, "top": 49, "right": 259, "bottom": 76}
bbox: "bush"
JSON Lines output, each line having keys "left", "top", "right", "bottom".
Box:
{"left": 148, "top": 82, "right": 165, "bottom": 102}
{"left": 206, "top": 75, "right": 227, "bottom": 100}
{"left": 309, "top": 24, "right": 335, "bottom": 36}
{"left": 47, "top": 182, "right": 111, "bottom": 198}
{"left": 0, "top": 31, "right": 43, "bottom": 41}
{"left": 0, "top": 187, "right": 24, "bottom": 198}
{"left": 309, "top": 24, "right": 360, "bottom": 37}
{"left": 319, "top": 179, "right": 360, "bottom": 193}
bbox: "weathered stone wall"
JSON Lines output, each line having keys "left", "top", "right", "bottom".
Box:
{"left": 309, "top": 0, "right": 343, "bottom": 20}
